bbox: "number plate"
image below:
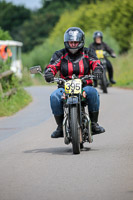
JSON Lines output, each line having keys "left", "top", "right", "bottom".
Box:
{"left": 96, "top": 50, "right": 104, "bottom": 59}
{"left": 65, "top": 79, "right": 82, "bottom": 94}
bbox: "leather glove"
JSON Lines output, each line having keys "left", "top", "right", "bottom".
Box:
{"left": 45, "top": 69, "right": 54, "bottom": 82}
{"left": 93, "top": 66, "right": 103, "bottom": 79}
{"left": 111, "top": 53, "right": 116, "bottom": 58}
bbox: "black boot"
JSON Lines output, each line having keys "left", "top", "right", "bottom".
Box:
{"left": 110, "top": 78, "right": 116, "bottom": 84}
{"left": 89, "top": 111, "right": 105, "bottom": 135}
{"left": 107, "top": 65, "right": 116, "bottom": 84}
{"left": 51, "top": 115, "right": 64, "bottom": 138}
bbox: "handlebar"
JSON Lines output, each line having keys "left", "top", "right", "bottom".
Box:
{"left": 51, "top": 74, "right": 96, "bottom": 84}
{"left": 103, "top": 51, "right": 116, "bottom": 58}
{"left": 29, "top": 66, "right": 98, "bottom": 84}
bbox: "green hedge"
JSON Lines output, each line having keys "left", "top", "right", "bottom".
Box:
{"left": 50, "top": 0, "right": 133, "bottom": 52}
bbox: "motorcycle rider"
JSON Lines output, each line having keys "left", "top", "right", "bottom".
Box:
{"left": 44, "top": 27, "right": 105, "bottom": 138}
{"left": 89, "top": 31, "right": 116, "bottom": 84}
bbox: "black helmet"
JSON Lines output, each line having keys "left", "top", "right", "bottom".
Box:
{"left": 93, "top": 31, "right": 103, "bottom": 40}
{"left": 64, "top": 27, "right": 85, "bottom": 54}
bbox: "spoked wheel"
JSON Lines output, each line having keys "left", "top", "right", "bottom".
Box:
{"left": 101, "top": 71, "right": 108, "bottom": 93}
{"left": 70, "top": 105, "right": 80, "bottom": 154}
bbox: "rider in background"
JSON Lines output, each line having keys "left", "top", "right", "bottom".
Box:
{"left": 89, "top": 31, "right": 116, "bottom": 84}
{"left": 44, "top": 27, "right": 105, "bottom": 138}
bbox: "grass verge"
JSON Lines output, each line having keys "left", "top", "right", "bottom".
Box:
{"left": 0, "top": 88, "right": 32, "bottom": 117}
{"left": 112, "top": 49, "right": 133, "bottom": 89}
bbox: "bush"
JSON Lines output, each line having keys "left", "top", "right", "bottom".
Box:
{"left": 0, "top": 27, "right": 12, "bottom": 40}
{"left": 22, "top": 37, "right": 64, "bottom": 70}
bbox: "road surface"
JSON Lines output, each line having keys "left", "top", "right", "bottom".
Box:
{"left": 0, "top": 86, "right": 133, "bottom": 200}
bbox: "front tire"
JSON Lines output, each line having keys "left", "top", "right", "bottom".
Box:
{"left": 70, "top": 105, "right": 80, "bottom": 154}
{"left": 101, "top": 71, "right": 108, "bottom": 93}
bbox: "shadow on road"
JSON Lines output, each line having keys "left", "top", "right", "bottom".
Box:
{"left": 23, "top": 147, "right": 92, "bottom": 155}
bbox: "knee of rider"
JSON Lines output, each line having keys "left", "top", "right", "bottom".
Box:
{"left": 50, "top": 93, "right": 58, "bottom": 105}
{"left": 50, "top": 89, "right": 63, "bottom": 105}
{"left": 86, "top": 87, "right": 98, "bottom": 98}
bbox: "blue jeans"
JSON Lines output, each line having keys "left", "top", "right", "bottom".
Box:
{"left": 50, "top": 86, "right": 100, "bottom": 116}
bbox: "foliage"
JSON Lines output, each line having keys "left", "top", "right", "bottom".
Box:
{"left": 15, "top": 14, "right": 49, "bottom": 52}
{"left": 0, "top": 59, "right": 32, "bottom": 117}
{"left": 1, "top": 0, "right": 133, "bottom": 53}
{"left": 21, "top": 67, "right": 34, "bottom": 86}
{"left": 0, "top": 88, "right": 32, "bottom": 116}
{"left": 0, "top": 0, "right": 31, "bottom": 51}
{"left": 22, "top": 37, "right": 64, "bottom": 70}
{"left": 0, "top": 27, "right": 12, "bottom": 40}
{"left": 0, "top": 26, "right": 32, "bottom": 117}
{"left": 20, "top": 0, "right": 87, "bottom": 52}
{"left": 50, "top": 0, "right": 133, "bottom": 53}
{"left": 0, "top": 61, "right": 19, "bottom": 94}
{"left": 110, "top": 0, "right": 133, "bottom": 52}
{"left": 112, "top": 48, "right": 133, "bottom": 88}
{"left": 50, "top": 2, "right": 111, "bottom": 39}
{"left": 0, "top": 0, "right": 96, "bottom": 52}
{"left": 0, "top": 0, "right": 31, "bottom": 35}
{"left": 41, "top": 0, "right": 92, "bottom": 11}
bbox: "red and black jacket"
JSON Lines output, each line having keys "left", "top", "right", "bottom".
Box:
{"left": 45, "top": 47, "right": 101, "bottom": 85}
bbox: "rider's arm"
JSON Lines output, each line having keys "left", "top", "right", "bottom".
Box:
{"left": 103, "top": 42, "right": 114, "bottom": 55}
{"left": 45, "top": 50, "right": 62, "bottom": 76}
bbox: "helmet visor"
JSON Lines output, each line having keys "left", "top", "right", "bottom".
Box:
{"left": 64, "top": 30, "right": 83, "bottom": 42}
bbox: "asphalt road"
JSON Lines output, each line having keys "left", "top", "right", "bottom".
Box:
{"left": 0, "top": 86, "right": 133, "bottom": 200}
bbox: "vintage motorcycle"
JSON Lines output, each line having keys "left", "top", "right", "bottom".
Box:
{"left": 30, "top": 66, "right": 98, "bottom": 155}
{"left": 94, "top": 50, "right": 109, "bottom": 93}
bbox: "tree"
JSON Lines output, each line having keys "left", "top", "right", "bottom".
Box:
{"left": 0, "top": 1, "right": 31, "bottom": 38}
{"left": 0, "top": 27, "right": 12, "bottom": 40}
{"left": 15, "top": 13, "right": 54, "bottom": 52}
{"left": 110, "top": 0, "right": 133, "bottom": 52}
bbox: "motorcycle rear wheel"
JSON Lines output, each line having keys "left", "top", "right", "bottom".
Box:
{"left": 70, "top": 105, "right": 80, "bottom": 154}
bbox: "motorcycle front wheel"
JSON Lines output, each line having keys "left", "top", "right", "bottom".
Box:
{"left": 70, "top": 105, "right": 80, "bottom": 154}
{"left": 101, "top": 71, "right": 108, "bottom": 93}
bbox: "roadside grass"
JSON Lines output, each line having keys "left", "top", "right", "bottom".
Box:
{"left": 111, "top": 49, "right": 133, "bottom": 89}
{"left": 21, "top": 67, "right": 52, "bottom": 86}
{"left": 0, "top": 68, "right": 53, "bottom": 117}
{"left": 0, "top": 88, "right": 32, "bottom": 117}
